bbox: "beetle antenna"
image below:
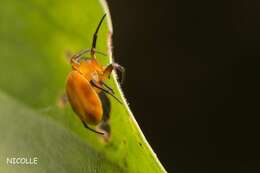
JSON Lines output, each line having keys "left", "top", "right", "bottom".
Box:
{"left": 83, "top": 122, "right": 104, "bottom": 135}
{"left": 71, "top": 49, "right": 107, "bottom": 63}
{"left": 91, "top": 14, "right": 107, "bottom": 57}
{"left": 114, "top": 63, "right": 125, "bottom": 84}
{"left": 71, "top": 48, "right": 91, "bottom": 63}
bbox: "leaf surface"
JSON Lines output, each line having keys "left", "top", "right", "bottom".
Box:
{"left": 0, "top": 0, "right": 166, "bottom": 172}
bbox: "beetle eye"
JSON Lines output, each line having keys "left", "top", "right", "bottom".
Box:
{"left": 91, "top": 72, "right": 99, "bottom": 81}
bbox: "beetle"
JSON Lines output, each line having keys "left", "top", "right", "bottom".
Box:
{"left": 66, "top": 14, "right": 125, "bottom": 135}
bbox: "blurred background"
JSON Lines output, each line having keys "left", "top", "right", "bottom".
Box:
{"left": 108, "top": 0, "right": 260, "bottom": 172}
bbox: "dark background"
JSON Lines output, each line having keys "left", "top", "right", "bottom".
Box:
{"left": 107, "top": 0, "right": 260, "bottom": 172}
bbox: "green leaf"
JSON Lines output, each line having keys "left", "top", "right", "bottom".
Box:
{"left": 0, "top": 0, "right": 167, "bottom": 173}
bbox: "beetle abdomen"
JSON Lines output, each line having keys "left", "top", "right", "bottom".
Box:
{"left": 66, "top": 70, "right": 103, "bottom": 125}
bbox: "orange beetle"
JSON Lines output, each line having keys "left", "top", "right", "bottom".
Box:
{"left": 66, "top": 14, "right": 124, "bottom": 135}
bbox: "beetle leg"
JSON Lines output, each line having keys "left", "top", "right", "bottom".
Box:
{"left": 57, "top": 93, "right": 68, "bottom": 108}
{"left": 82, "top": 121, "right": 104, "bottom": 135}
{"left": 101, "top": 82, "right": 114, "bottom": 94}
{"left": 90, "top": 80, "right": 122, "bottom": 104}
{"left": 103, "top": 63, "right": 125, "bottom": 84}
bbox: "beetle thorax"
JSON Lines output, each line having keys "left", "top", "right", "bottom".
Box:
{"left": 76, "top": 58, "right": 104, "bottom": 82}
